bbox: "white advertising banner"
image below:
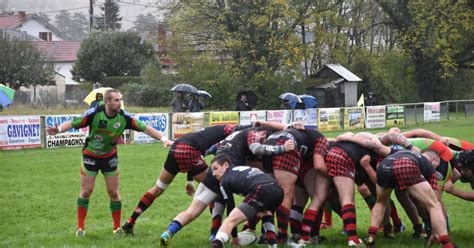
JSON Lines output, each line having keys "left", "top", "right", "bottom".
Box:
{"left": 44, "top": 115, "right": 89, "bottom": 148}
{"left": 424, "top": 102, "right": 440, "bottom": 122}
{"left": 0, "top": 115, "right": 42, "bottom": 150}
{"left": 294, "top": 108, "right": 318, "bottom": 129}
{"left": 266, "top": 110, "right": 292, "bottom": 124}
{"left": 365, "top": 106, "right": 386, "bottom": 129}
{"left": 239, "top": 111, "right": 266, "bottom": 125}
{"left": 133, "top": 113, "right": 170, "bottom": 144}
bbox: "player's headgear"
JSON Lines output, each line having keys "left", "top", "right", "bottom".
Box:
{"left": 458, "top": 150, "right": 474, "bottom": 170}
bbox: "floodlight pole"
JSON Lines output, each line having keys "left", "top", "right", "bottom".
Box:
{"left": 89, "top": 0, "right": 94, "bottom": 34}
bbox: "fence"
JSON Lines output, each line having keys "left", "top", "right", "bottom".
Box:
{"left": 1, "top": 99, "right": 473, "bottom": 150}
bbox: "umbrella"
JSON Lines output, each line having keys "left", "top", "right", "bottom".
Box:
{"left": 299, "top": 94, "right": 318, "bottom": 108}
{"left": 279, "top": 92, "right": 302, "bottom": 103}
{"left": 236, "top": 90, "right": 258, "bottom": 108}
{"left": 0, "top": 84, "right": 15, "bottom": 107}
{"left": 83, "top": 87, "right": 125, "bottom": 108}
{"left": 171, "top": 84, "right": 199, "bottom": 94}
{"left": 198, "top": 90, "right": 212, "bottom": 98}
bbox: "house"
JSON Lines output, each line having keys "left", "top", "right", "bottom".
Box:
{"left": 32, "top": 41, "right": 82, "bottom": 102}
{"left": 0, "top": 11, "right": 67, "bottom": 41}
{"left": 307, "top": 64, "right": 362, "bottom": 107}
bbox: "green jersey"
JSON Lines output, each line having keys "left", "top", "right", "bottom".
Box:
{"left": 71, "top": 105, "right": 147, "bottom": 158}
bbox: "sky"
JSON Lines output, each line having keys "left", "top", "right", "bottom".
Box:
{"left": 6, "top": 0, "right": 164, "bottom": 30}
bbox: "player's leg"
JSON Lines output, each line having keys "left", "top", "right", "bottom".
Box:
{"left": 273, "top": 169, "right": 297, "bottom": 243}
{"left": 333, "top": 176, "right": 361, "bottom": 246}
{"left": 104, "top": 172, "right": 122, "bottom": 235}
{"left": 123, "top": 154, "right": 178, "bottom": 234}
{"left": 211, "top": 207, "right": 248, "bottom": 248}
{"left": 408, "top": 182, "right": 454, "bottom": 248}
{"left": 366, "top": 185, "right": 392, "bottom": 246}
{"left": 160, "top": 183, "right": 218, "bottom": 246}
{"left": 76, "top": 158, "right": 99, "bottom": 237}
{"left": 395, "top": 189, "right": 425, "bottom": 238}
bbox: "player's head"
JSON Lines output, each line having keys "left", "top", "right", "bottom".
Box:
{"left": 457, "top": 150, "right": 474, "bottom": 182}
{"left": 254, "top": 126, "right": 273, "bottom": 141}
{"left": 422, "top": 150, "right": 440, "bottom": 167}
{"left": 211, "top": 154, "right": 232, "bottom": 180}
{"left": 104, "top": 89, "right": 122, "bottom": 113}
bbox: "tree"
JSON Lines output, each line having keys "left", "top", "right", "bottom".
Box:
{"left": 96, "top": 0, "right": 122, "bottom": 31}
{"left": 133, "top": 13, "right": 159, "bottom": 35}
{"left": 72, "top": 31, "right": 155, "bottom": 82}
{"left": 377, "top": 0, "right": 474, "bottom": 101}
{"left": 38, "top": 12, "right": 52, "bottom": 24}
{"left": 0, "top": 36, "right": 54, "bottom": 87}
{"left": 55, "top": 11, "right": 89, "bottom": 41}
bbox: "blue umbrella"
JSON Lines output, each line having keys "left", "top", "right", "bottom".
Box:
{"left": 299, "top": 94, "right": 318, "bottom": 108}
{"left": 197, "top": 90, "right": 212, "bottom": 98}
{"left": 279, "top": 92, "right": 302, "bottom": 103}
{"left": 0, "top": 91, "right": 13, "bottom": 107}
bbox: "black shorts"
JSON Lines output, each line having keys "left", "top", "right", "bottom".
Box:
{"left": 163, "top": 143, "right": 207, "bottom": 177}
{"left": 82, "top": 153, "right": 118, "bottom": 176}
{"left": 238, "top": 183, "right": 284, "bottom": 219}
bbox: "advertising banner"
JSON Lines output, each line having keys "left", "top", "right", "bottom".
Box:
{"left": 133, "top": 113, "right": 170, "bottom": 144}
{"left": 44, "top": 115, "right": 89, "bottom": 148}
{"left": 266, "top": 110, "right": 292, "bottom": 124}
{"left": 209, "top": 111, "right": 239, "bottom": 126}
{"left": 172, "top": 112, "right": 205, "bottom": 139}
{"left": 239, "top": 111, "right": 266, "bottom": 126}
{"left": 0, "top": 115, "right": 42, "bottom": 150}
{"left": 318, "top": 108, "right": 341, "bottom": 132}
{"left": 386, "top": 105, "right": 405, "bottom": 126}
{"left": 294, "top": 108, "right": 318, "bottom": 129}
{"left": 424, "top": 102, "right": 440, "bottom": 122}
{"left": 343, "top": 107, "right": 365, "bottom": 130}
{"left": 365, "top": 106, "right": 386, "bottom": 129}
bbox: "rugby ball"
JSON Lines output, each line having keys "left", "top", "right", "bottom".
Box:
{"left": 237, "top": 231, "right": 258, "bottom": 246}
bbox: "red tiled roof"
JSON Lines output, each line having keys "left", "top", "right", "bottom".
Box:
{"left": 32, "top": 41, "right": 81, "bottom": 62}
{"left": 0, "top": 14, "right": 32, "bottom": 29}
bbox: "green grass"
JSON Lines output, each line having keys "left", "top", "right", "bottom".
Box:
{"left": 0, "top": 118, "right": 473, "bottom": 247}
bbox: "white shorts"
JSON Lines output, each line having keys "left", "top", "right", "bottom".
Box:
{"left": 194, "top": 183, "right": 218, "bottom": 205}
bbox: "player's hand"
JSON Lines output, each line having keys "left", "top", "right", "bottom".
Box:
{"left": 444, "top": 180, "right": 454, "bottom": 194}
{"left": 290, "top": 122, "right": 305, "bottom": 130}
{"left": 440, "top": 137, "right": 450, "bottom": 146}
{"left": 163, "top": 139, "right": 174, "bottom": 148}
{"left": 45, "top": 126, "right": 59, "bottom": 135}
{"left": 230, "top": 237, "right": 241, "bottom": 247}
{"left": 185, "top": 181, "right": 195, "bottom": 196}
{"left": 360, "top": 155, "right": 371, "bottom": 168}
{"left": 336, "top": 132, "right": 354, "bottom": 141}
{"left": 283, "top": 139, "right": 295, "bottom": 152}
{"left": 427, "top": 234, "right": 440, "bottom": 246}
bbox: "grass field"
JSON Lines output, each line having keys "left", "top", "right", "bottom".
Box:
{"left": 0, "top": 117, "right": 473, "bottom": 247}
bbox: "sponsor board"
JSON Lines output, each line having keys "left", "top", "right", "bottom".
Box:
{"left": 134, "top": 113, "right": 169, "bottom": 144}
{"left": 0, "top": 115, "right": 42, "bottom": 150}
{"left": 365, "top": 106, "right": 386, "bottom": 129}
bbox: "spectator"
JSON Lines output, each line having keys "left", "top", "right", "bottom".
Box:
{"left": 90, "top": 93, "right": 104, "bottom": 109}
{"left": 365, "top": 92, "right": 377, "bottom": 106}
{"left": 236, "top": 94, "right": 252, "bottom": 111}
{"left": 189, "top": 94, "right": 204, "bottom": 112}
{"left": 170, "top": 92, "right": 189, "bottom": 112}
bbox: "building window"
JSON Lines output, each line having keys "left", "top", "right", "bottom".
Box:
{"left": 39, "top": 32, "right": 52, "bottom": 41}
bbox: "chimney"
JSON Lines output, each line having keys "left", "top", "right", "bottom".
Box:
{"left": 18, "top": 11, "right": 26, "bottom": 21}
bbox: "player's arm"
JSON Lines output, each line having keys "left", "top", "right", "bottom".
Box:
{"left": 360, "top": 155, "right": 377, "bottom": 183}
{"left": 254, "top": 121, "right": 288, "bottom": 131}
{"left": 45, "top": 121, "right": 73, "bottom": 135}
{"left": 444, "top": 181, "right": 474, "bottom": 201}
{"left": 379, "top": 133, "right": 420, "bottom": 152}
{"left": 313, "top": 137, "right": 329, "bottom": 174}
{"left": 143, "top": 126, "right": 173, "bottom": 147}
{"left": 402, "top": 128, "right": 448, "bottom": 144}
{"left": 336, "top": 132, "right": 390, "bottom": 156}
{"left": 45, "top": 109, "right": 94, "bottom": 135}
{"left": 249, "top": 139, "right": 295, "bottom": 156}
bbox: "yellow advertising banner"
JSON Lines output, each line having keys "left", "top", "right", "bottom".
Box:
{"left": 318, "top": 108, "right": 341, "bottom": 132}
{"left": 343, "top": 107, "right": 365, "bottom": 130}
{"left": 209, "top": 111, "right": 240, "bottom": 126}
{"left": 171, "top": 112, "right": 205, "bottom": 139}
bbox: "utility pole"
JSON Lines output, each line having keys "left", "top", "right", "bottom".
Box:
{"left": 89, "top": 0, "right": 93, "bottom": 33}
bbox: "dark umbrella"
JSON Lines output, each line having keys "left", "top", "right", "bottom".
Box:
{"left": 299, "top": 94, "right": 318, "bottom": 108}
{"left": 198, "top": 90, "right": 212, "bottom": 99}
{"left": 279, "top": 92, "right": 302, "bottom": 103}
{"left": 236, "top": 91, "right": 258, "bottom": 108}
{"left": 171, "top": 84, "right": 199, "bottom": 94}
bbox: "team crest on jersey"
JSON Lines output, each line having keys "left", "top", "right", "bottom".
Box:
{"left": 113, "top": 122, "right": 121, "bottom": 129}
{"left": 98, "top": 120, "right": 107, "bottom": 128}
{"left": 95, "top": 135, "right": 103, "bottom": 141}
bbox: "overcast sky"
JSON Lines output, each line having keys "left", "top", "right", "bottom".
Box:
{"left": 7, "top": 0, "right": 163, "bottom": 30}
